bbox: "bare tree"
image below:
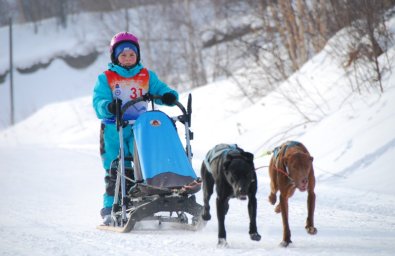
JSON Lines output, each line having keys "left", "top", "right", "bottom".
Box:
{"left": 2, "top": 0, "right": 394, "bottom": 96}
{"left": 164, "top": 0, "right": 207, "bottom": 88}
{"left": 341, "top": 0, "right": 393, "bottom": 93}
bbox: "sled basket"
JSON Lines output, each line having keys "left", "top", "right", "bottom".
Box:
{"left": 132, "top": 110, "right": 200, "bottom": 192}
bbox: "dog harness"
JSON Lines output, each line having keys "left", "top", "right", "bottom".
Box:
{"left": 272, "top": 141, "right": 302, "bottom": 160}
{"left": 204, "top": 144, "right": 240, "bottom": 174}
{"left": 273, "top": 141, "right": 303, "bottom": 182}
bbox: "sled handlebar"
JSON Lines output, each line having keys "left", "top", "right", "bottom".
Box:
{"left": 120, "top": 94, "right": 191, "bottom": 125}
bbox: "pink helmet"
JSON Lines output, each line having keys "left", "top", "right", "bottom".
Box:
{"left": 109, "top": 32, "right": 140, "bottom": 63}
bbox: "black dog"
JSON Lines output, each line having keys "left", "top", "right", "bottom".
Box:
{"left": 201, "top": 144, "right": 261, "bottom": 246}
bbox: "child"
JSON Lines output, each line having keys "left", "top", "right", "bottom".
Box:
{"left": 92, "top": 32, "right": 179, "bottom": 222}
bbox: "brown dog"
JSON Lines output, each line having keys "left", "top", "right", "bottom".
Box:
{"left": 268, "top": 141, "right": 317, "bottom": 247}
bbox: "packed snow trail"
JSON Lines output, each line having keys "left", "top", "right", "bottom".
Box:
{"left": 1, "top": 144, "right": 394, "bottom": 256}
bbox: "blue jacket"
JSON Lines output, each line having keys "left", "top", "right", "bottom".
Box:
{"left": 93, "top": 63, "right": 178, "bottom": 122}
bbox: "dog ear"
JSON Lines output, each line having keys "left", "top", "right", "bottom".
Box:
{"left": 242, "top": 152, "right": 254, "bottom": 162}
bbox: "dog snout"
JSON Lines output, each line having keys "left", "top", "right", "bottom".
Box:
{"left": 297, "top": 177, "right": 309, "bottom": 191}
{"left": 235, "top": 186, "right": 248, "bottom": 200}
{"left": 238, "top": 195, "right": 247, "bottom": 200}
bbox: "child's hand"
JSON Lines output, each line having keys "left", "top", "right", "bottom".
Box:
{"left": 108, "top": 99, "right": 122, "bottom": 114}
{"left": 162, "top": 93, "right": 177, "bottom": 105}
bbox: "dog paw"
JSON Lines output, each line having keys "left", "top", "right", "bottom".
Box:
{"left": 306, "top": 226, "right": 317, "bottom": 235}
{"left": 250, "top": 232, "right": 261, "bottom": 241}
{"left": 201, "top": 213, "right": 211, "bottom": 221}
{"left": 275, "top": 204, "right": 281, "bottom": 213}
{"left": 217, "top": 238, "right": 228, "bottom": 248}
{"left": 280, "top": 240, "right": 292, "bottom": 247}
{"left": 268, "top": 193, "right": 276, "bottom": 205}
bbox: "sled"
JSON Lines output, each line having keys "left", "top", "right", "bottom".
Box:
{"left": 97, "top": 94, "right": 205, "bottom": 233}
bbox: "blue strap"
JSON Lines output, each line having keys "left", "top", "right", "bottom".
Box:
{"left": 204, "top": 144, "right": 238, "bottom": 173}
{"left": 273, "top": 141, "right": 302, "bottom": 169}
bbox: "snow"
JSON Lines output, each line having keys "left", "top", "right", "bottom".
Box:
{"left": 1, "top": 13, "right": 395, "bottom": 256}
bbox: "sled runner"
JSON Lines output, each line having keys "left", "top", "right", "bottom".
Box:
{"left": 97, "top": 94, "right": 204, "bottom": 233}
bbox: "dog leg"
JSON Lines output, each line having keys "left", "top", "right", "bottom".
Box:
{"left": 279, "top": 193, "right": 292, "bottom": 247}
{"left": 274, "top": 203, "right": 281, "bottom": 213}
{"left": 305, "top": 172, "right": 317, "bottom": 235}
{"left": 217, "top": 238, "right": 228, "bottom": 248}
{"left": 201, "top": 164, "right": 214, "bottom": 221}
{"left": 202, "top": 180, "right": 213, "bottom": 221}
{"left": 248, "top": 189, "right": 261, "bottom": 241}
{"left": 305, "top": 190, "right": 317, "bottom": 234}
{"left": 269, "top": 192, "right": 277, "bottom": 205}
{"left": 216, "top": 197, "right": 229, "bottom": 245}
{"left": 268, "top": 164, "right": 278, "bottom": 205}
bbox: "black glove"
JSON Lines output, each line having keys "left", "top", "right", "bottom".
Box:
{"left": 162, "top": 93, "right": 177, "bottom": 105}
{"left": 108, "top": 99, "right": 122, "bottom": 115}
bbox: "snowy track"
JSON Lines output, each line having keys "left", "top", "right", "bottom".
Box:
{"left": 1, "top": 145, "right": 394, "bottom": 256}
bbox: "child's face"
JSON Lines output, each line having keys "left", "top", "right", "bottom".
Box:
{"left": 117, "top": 50, "right": 137, "bottom": 67}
